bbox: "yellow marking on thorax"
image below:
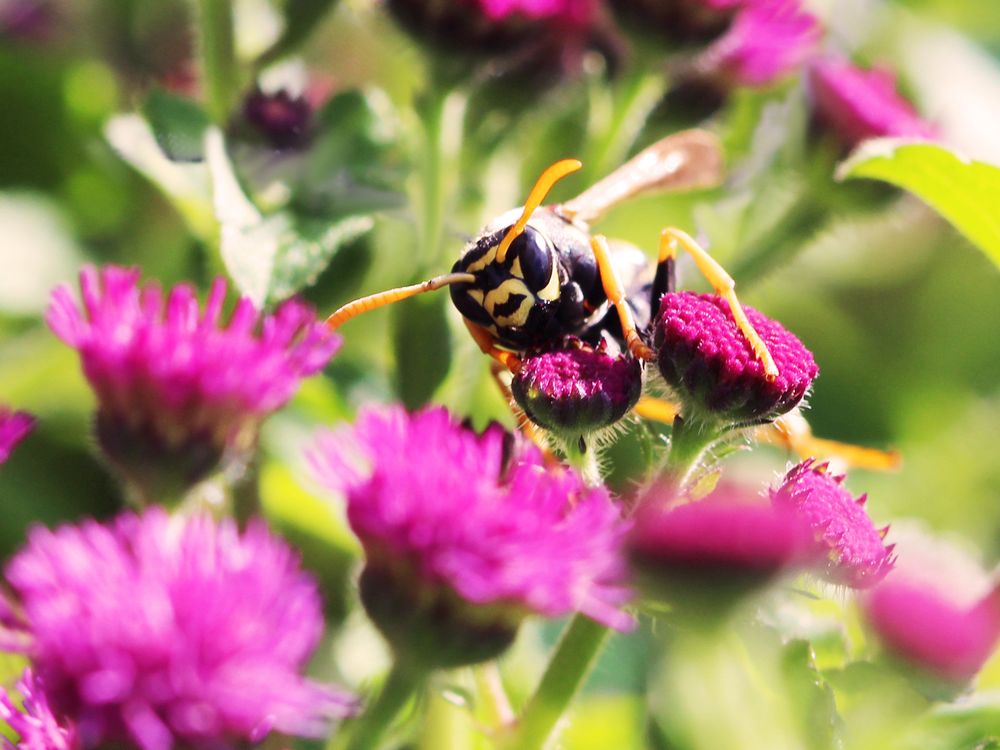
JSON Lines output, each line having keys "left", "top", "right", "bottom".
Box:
{"left": 468, "top": 288, "right": 485, "bottom": 305}
{"left": 485, "top": 278, "right": 535, "bottom": 327}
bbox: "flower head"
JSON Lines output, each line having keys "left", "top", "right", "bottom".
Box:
{"left": 865, "top": 577, "right": 1000, "bottom": 685}
{"left": 653, "top": 291, "right": 818, "bottom": 425}
{"left": 241, "top": 87, "right": 312, "bottom": 150}
{"left": 629, "top": 486, "right": 814, "bottom": 619}
{"left": 0, "top": 406, "right": 34, "bottom": 464}
{"left": 46, "top": 265, "right": 339, "bottom": 500}
{"left": 808, "top": 57, "right": 937, "bottom": 147}
{"left": 3, "top": 509, "right": 353, "bottom": 750}
{"left": 1, "top": 670, "right": 77, "bottom": 750}
{"left": 311, "top": 405, "right": 631, "bottom": 666}
{"left": 511, "top": 339, "right": 642, "bottom": 440}
{"left": 696, "top": 0, "right": 820, "bottom": 87}
{"left": 770, "top": 460, "right": 894, "bottom": 588}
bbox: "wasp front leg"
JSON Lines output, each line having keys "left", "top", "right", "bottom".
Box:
{"left": 463, "top": 319, "right": 523, "bottom": 374}
{"left": 591, "top": 235, "right": 656, "bottom": 362}
{"left": 657, "top": 228, "right": 779, "bottom": 380}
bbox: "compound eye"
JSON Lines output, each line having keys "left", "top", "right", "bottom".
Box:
{"left": 508, "top": 226, "right": 555, "bottom": 293}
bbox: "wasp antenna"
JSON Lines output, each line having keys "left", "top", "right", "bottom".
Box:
{"left": 325, "top": 272, "right": 476, "bottom": 330}
{"left": 495, "top": 158, "right": 583, "bottom": 264}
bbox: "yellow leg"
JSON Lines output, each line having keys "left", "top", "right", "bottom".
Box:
{"left": 464, "top": 319, "right": 523, "bottom": 374}
{"left": 634, "top": 395, "right": 680, "bottom": 424}
{"left": 591, "top": 235, "right": 655, "bottom": 362}
{"left": 658, "top": 228, "right": 778, "bottom": 380}
{"left": 758, "top": 412, "right": 902, "bottom": 472}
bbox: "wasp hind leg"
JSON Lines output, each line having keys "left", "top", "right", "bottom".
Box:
{"left": 657, "top": 227, "right": 779, "bottom": 380}
{"left": 591, "top": 235, "right": 656, "bottom": 362}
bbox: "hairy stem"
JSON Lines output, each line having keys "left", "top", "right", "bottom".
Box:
{"left": 193, "top": 0, "right": 239, "bottom": 124}
{"left": 340, "top": 662, "right": 424, "bottom": 750}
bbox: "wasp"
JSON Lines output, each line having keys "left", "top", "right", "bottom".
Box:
{"left": 326, "top": 131, "right": 899, "bottom": 470}
{"left": 327, "top": 129, "right": 774, "bottom": 377}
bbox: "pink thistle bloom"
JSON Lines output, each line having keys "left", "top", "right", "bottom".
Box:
{"left": 312, "top": 406, "right": 632, "bottom": 646}
{"left": 696, "top": 0, "right": 820, "bottom": 87}
{"left": 478, "top": 0, "right": 592, "bottom": 23}
{"left": 1, "top": 670, "right": 78, "bottom": 750}
{"left": 770, "top": 460, "right": 894, "bottom": 588}
{"left": 808, "top": 57, "right": 938, "bottom": 147}
{"left": 3, "top": 509, "right": 354, "bottom": 750}
{"left": 512, "top": 339, "right": 642, "bottom": 439}
{"left": 0, "top": 406, "right": 34, "bottom": 465}
{"left": 629, "top": 486, "right": 815, "bottom": 616}
{"left": 865, "top": 577, "right": 1000, "bottom": 684}
{"left": 46, "top": 266, "right": 339, "bottom": 499}
{"left": 653, "top": 291, "right": 818, "bottom": 425}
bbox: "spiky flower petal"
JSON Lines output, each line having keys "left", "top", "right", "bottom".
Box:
{"left": 0, "top": 406, "right": 34, "bottom": 465}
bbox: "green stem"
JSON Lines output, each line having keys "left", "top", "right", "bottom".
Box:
{"left": 660, "top": 416, "right": 721, "bottom": 494}
{"left": 509, "top": 614, "right": 611, "bottom": 750}
{"left": 194, "top": 0, "right": 240, "bottom": 124}
{"left": 561, "top": 435, "right": 602, "bottom": 488}
{"left": 340, "top": 662, "right": 424, "bottom": 750}
{"left": 417, "top": 687, "right": 473, "bottom": 750}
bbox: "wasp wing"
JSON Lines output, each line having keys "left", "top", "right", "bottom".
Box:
{"left": 559, "top": 129, "right": 724, "bottom": 225}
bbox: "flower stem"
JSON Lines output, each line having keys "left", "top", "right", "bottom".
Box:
{"left": 341, "top": 662, "right": 424, "bottom": 750}
{"left": 729, "top": 194, "right": 826, "bottom": 288}
{"left": 661, "top": 415, "right": 721, "bottom": 494}
{"left": 508, "top": 614, "right": 610, "bottom": 750}
{"left": 562, "top": 435, "right": 602, "bottom": 487}
{"left": 193, "top": 0, "right": 240, "bottom": 124}
{"left": 416, "top": 71, "right": 460, "bottom": 269}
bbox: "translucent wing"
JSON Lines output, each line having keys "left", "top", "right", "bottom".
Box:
{"left": 558, "top": 129, "right": 724, "bottom": 225}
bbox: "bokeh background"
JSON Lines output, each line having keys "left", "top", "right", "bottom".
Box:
{"left": 2, "top": 0, "right": 1000, "bottom": 747}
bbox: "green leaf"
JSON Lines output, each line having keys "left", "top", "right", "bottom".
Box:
{"left": 392, "top": 293, "right": 452, "bottom": 409}
{"left": 205, "top": 128, "right": 374, "bottom": 305}
{"left": 257, "top": 0, "right": 340, "bottom": 67}
{"left": 837, "top": 139, "right": 1000, "bottom": 268}
{"left": 142, "top": 89, "right": 210, "bottom": 163}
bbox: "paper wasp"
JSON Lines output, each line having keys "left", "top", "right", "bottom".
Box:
{"left": 326, "top": 130, "right": 899, "bottom": 471}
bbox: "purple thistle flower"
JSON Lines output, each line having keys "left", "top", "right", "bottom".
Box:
{"left": 0, "top": 406, "right": 34, "bottom": 465}
{"left": 807, "top": 57, "right": 938, "bottom": 148}
{"left": 311, "top": 405, "right": 631, "bottom": 665}
{"left": 865, "top": 577, "right": 1000, "bottom": 685}
{"left": 3, "top": 509, "right": 354, "bottom": 750}
{"left": 629, "top": 485, "right": 815, "bottom": 618}
{"left": 770, "top": 460, "right": 894, "bottom": 588}
{"left": 46, "top": 265, "right": 340, "bottom": 500}
{"left": 653, "top": 291, "right": 818, "bottom": 425}
{"left": 478, "top": 0, "right": 592, "bottom": 22}
{"left": 0, "top": 670, "right": 78, "bottom": 750}
{"left": 696, "top": 0, "right": 820, "bottom": 87}
{"left": 511, "top": 339, "right": 642, "bottom": 439}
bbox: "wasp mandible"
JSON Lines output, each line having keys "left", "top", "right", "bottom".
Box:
{"left": 327, "top": 129, "right": 776, "bottom": 379}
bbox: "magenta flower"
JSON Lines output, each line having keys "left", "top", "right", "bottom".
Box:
{"left": 808, "top": 57, "right": 937, "bottom": 147}
{"left": 696, "top": 0, "right": 820, "bottom": 87}
{"left": 770, "top": 460, "right": 894, "bottom": 588}
{"left": 511, "top": 339, "right": 642, "bottom": 440}
{"left": 865, "top": 577, "right": 1000, "bottom": 684}
{"left": 0, "top": 406, "right": 34, "bottom": 465}
{"left": 241, "top": 87, "right": 312, "bottom": 150}
{"left": 3, "top": 509, "right": 354, "bottom": 750}
{"left": 653, "top": 291, "right": 818, "bottom": 425}
{"left": 0, "top": 670, "right": 78, "bottom": 750}
{"left": 629, "top": 486, "right": 815, "bottom": 616}
{"left": 311, "top": 405, "right": 631, "bottom": 666}
{"left": 477, "top": 0, "right": 592, "bottom": 22}
{"left": 46, "top": 265, "right": 339, "bottom": 500}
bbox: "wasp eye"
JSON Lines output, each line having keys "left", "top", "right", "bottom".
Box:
{"left": 508, "top": 226, "right": 554, "bottom": 292}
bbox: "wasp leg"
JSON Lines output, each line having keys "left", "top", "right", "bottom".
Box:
{"left": 658, "top": 228, "right": 778, "bottom": 380}
{"left": 758, "top": 411, "right": 902, "bottom": 472}
{"left": 463, "top": 319, "right": 523, "bottom": 374}
{"left": 634, "top": 395, "right": 681, "bottom": 424}
{"left": 591, "top": 235, "right": 656, "bottom": 362}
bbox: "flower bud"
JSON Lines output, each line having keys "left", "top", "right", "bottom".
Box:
{"left": 653, "top": 291, "right": 818, "bottom": 426}
{"left": 511, "top": 339, "right": 642, "bottom": 441}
